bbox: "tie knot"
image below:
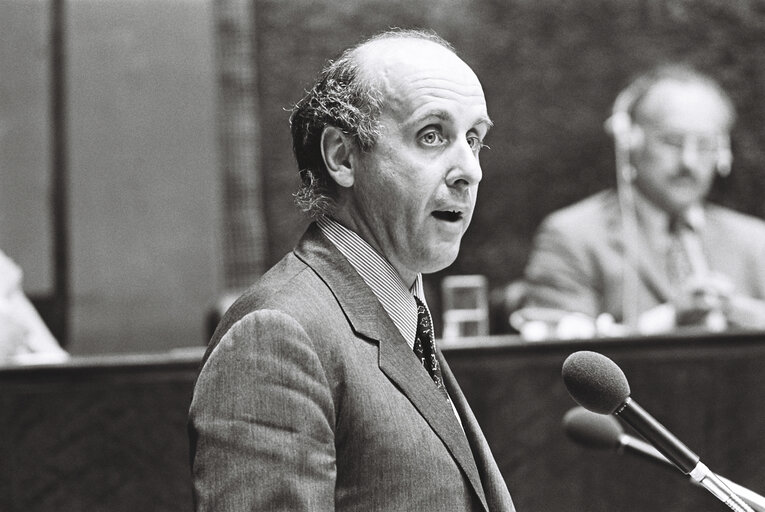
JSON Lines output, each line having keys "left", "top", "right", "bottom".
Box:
{"left": 414, "top": 296, "right": 433, "bottom": 335}
{"left": 669, "top": 214, "right": 691, "bottom": 234}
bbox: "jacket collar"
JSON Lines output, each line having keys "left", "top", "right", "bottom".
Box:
{"left": 604, "top": 190, "right": 674, "bottom": 303}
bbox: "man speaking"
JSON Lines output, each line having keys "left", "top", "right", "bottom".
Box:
{"left": 189, "top": 29, "right": 515, "bottom": 511}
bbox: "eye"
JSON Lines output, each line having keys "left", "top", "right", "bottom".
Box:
{"left": 656, "top": 133, "right": 685, "bottom": 149}
{"left": 467, "top": 135, "right": 485, "bottom": 151}
{"left": 696, "top": 137, "right": 721, "bottom": 154}
{"left": 419, "top": 128, "right": 445, "bottom": 146}
{"left": 654, "top": 131, "right": 720, "bottom": 155}
{"left": 467, "top": 134, "right": 489, "bottom": 155}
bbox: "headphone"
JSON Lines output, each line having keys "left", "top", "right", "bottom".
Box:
{"left": 605, "top": 70, "right": 733, "bottom": 179}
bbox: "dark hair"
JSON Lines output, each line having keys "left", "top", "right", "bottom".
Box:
{"left": 289, "top": 28, "right": 454, "bottom": 218}
{"left": 613, "top": 63, "right": 736, "bottom": 128}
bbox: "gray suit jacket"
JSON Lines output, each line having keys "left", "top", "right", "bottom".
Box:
{"left": 523, "top": 189, "right": 765, "bottom": 322}
{"left": 188, "top": 223, "right": 515, "bottom": 511}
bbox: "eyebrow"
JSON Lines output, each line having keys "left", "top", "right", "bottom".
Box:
{"left": 476, "top": 116, "right": 494, "bottom": 132}
{"left": 412, "top": 110, "right": 494, "bottom": 132}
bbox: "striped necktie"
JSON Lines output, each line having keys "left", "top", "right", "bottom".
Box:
{"left": 667, "top": 214, "right": 711, "bottom": 288}
{"left": 413, "top": 296, "right": 450, "bottom": 402}
{"left": 667, "top": 215, "right": 694, "bottom": 289}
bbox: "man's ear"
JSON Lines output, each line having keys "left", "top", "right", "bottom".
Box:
{"left": 321, "top": 126, "right": 356, "bottom": 188}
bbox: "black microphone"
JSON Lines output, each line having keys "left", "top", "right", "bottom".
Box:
{"left": 563, "top": 406, "right": 621, "bottom": 450}
{"left": 562, "top": 351, "right": 754, "bottom": 512}
{"left": 563, "top": 406, "right": 669, "bottom": 469}
{"left": 563, "top": 406, "right": 765, "bottom": 512}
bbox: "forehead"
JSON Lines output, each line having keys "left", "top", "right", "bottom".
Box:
{"left": 354, "top": 38, "right": 488, "bottom": 123}
{"left": 635, "top": 80, "right": 732, "bottom": 132}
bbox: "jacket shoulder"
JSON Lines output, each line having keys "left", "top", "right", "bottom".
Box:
{"left": 205, "top": 251, "right": 331, "bottom": 358}
{"left": 539, "top": 189, "right": 618, "bottom": 236}
{"left": 707, "top": 204, "right": 765, "bottom": 234}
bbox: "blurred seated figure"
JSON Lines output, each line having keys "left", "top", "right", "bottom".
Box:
{"left": 0, "top": 249, "right": 68, "bottom": 363}
{"left": 520, "top": 64, "right": 765, "bottom": 339}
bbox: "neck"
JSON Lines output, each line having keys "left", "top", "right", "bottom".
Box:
{"left": 321, "top": 214, "right": 418, "bottom": 287}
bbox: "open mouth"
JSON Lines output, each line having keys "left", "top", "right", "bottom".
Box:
{"left": 432, "top": 210, "right": 463, "bottom": 222}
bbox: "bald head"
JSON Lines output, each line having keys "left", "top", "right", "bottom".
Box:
{"left": 290, "top": 29, "right": 483, "bottom": 218}
{"left": 620, "top": 64, "right": 736, "bottom": 130}
{"left": 633, "top": 78, "right": 735, "bottom": 132}
{"left": 351, "top": 32, "right": 457, "bottom": 78}
{"left": 352, "top": 36, "right": 485, "bottom": 122}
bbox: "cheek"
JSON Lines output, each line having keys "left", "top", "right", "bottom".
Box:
{"left": 639, "top": 148, "right": 668, "bottom": 168}
{"left": 636, "top": 140, "right": 672, "bottom": 161}
{"left": 355, "top": 157, "right": 398, "bottom": 201}
{"left": 637, "top": 152, "right": 674, "bottom": 183}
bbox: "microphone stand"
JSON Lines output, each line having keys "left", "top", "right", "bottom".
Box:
{"left": 623, "top": 434, "right": 765, "bottom": 511}
{"left": 715, "top": 475, "right": 765, "bottom": 512}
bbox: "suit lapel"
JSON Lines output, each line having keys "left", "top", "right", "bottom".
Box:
{"left": 605, "top": 193, "right": 673, "bottom": 304}
{"left": 294, "top": 224, "right": 489, "bottom": 511}
{"left": 377, "top": 341, "right": 489, "bottom": 512}
{"left": 441, "top": 355, "right": 514, "bottom": 511}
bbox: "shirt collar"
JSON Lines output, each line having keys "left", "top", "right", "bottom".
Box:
{"left": 317, "top": 217, "right": 425, "bottom": 348}
{"left": 632, "top": 188, "right": 706, "bottom": 233}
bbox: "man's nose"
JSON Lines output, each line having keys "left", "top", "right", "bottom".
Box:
{"left": 680, "top": 138, "right": 703, "bottom": 170}
{"left": 446, "top": 140, "right": 482, "bottom": 188}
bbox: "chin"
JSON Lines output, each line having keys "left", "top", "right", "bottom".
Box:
{"left": 666, "top": 196, "right": 702, "bottom": 213}
{"left": 421, "top": 246, "right": 461, "bottom": 274}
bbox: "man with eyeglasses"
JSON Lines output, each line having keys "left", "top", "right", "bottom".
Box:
{"left": 519, "top": 64, "right": 765, "bottom": 337}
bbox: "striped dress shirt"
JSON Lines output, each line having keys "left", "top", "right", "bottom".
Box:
{"left": 318, "top": 217, "right": 462, "bottom": 424}
{"left": 317, "top": 217, "right": 431, "bottom": 349}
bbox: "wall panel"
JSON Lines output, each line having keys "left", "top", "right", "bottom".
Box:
{"left": 67, "top": 0, "right": 221, "bottom": 353}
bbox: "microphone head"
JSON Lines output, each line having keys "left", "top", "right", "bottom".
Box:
{"left": 562, "top": 351, "right": 631, "bottom": 414}
{"left": 563, "top": 406, "right": 624, "bottom": 451}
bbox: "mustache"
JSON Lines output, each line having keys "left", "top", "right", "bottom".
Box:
{"left": 673, "top": 166, "right": 700, "bottom": 179}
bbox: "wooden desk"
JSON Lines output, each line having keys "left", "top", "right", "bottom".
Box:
{"left": 2, "top": 334, "right": 764, "bottom": 511}
{"left": 446, "top": 331, "right": 765, "bottom": 511}
{"left": 0, "top": 349, "right": 203, "bottom": 512}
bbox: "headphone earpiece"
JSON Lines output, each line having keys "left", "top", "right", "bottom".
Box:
{"left": 606, "top": 111, "right": 631, "bottom": 140}
{"left": 716, "top": 140, "right": 732, "bottom": 177}
{"left": 606, "top": 108, "right": 642, "bottom": 185}
{"left": 607, "top": 85, "right": 644, "bottom": 155}
{"left": 607, "top": 90, "right": 640, "bottom": 185}
{"left": 626, "top": 125, "right": 644, "bottom": 151}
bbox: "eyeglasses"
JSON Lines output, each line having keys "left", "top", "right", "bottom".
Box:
{"left": 639, "top": 125, "right": 729, "bottom": 157}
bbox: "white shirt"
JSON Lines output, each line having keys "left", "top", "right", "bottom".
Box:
{"left": 631, "top": 190, "right": 706, "bottom": 258}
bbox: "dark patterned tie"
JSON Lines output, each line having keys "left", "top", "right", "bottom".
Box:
{"left": 667, "top": 216, "right": 693, "bottom": 289}
{"left": 413, "top": 296, "right": 450, "bottom": 402}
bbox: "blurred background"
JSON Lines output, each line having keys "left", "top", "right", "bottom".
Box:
{"left": 3, "top": 0, "right": 765, "bottom": 354}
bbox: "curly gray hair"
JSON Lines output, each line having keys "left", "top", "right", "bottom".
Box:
{"left": 289, "top": 29, "right": 454, "bottom": 218}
